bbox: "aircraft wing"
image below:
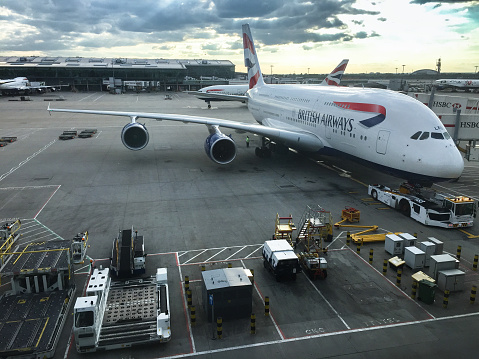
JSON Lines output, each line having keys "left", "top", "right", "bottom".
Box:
{"left": 189, "top": 91, "right": 248, "bottom": 102}
{"left": 47, "top": 106, "right": 323, "bottom": 151}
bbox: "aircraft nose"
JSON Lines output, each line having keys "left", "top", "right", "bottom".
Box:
{"left": 449, "top": 147, "right": 465, "bottom": 179}
{"left": 437, "top": 145, "right": 464, "bottom": 180}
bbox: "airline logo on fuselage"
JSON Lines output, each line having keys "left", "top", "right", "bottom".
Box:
{"left": 296, "top": 101, "right": 386, "bottom": 131}
{"left": 334, "top": 102, "right": 386, "bottom": 128}
{"left": 297, "top": 109, "right": 354, "bottom": 132}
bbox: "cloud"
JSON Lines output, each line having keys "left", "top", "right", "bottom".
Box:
{"left": 0, "top": 0, "right": 386, "bottom": 56}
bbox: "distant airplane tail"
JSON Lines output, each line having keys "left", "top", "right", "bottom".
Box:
{"left": 242, "top": 24, "right": 265, "bottom": 89}
{"left": 320, "top": 59, "right": 349, "bottom": 86}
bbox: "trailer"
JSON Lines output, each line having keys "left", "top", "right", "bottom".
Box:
{"left": 73, "top": 227, "right": 169, "bottom": 353}
{"left": 73, "top": 267, "right": 171, "bottom": 352}
{"left": 298, "top": 252, "right": 327, "bottom": 279}
{"left": 0, "top": 240, "right": 75, "bottom": 358}
{"left": 368, "top": 183, "right": 476, "bottom": 228}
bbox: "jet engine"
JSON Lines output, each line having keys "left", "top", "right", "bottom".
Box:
{"left": 121, "top": 122, "right": 149, "bottom": 150}
{"left": 204, "top": 129, "right": 236, "bottom": 164}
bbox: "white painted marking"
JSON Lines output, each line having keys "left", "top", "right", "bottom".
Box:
{"left": 177, "top": 252, "right": 196, "bottom": 354}
{"left": 304, "top": 272, "right": 351, "bottom": 330}
{"left": 241, "top": 259, "right": 284, "bottom": 340}
{"left": 204, "top": 247, "right": 227, "bottom": 262}
{"left": 224, "top": 245, "right": 247, "bottom": 260}
{"left": 0, "top": 140, "right": 56, "bottom": 182}
{"left": 156, "top": 312, "right": 479, "bottom": 358}
{"left": 93, "top": 94, "right": 106, "bottom": 102}
{"left": 34, "top": 185, "right": 61, "bottom": 219}
{"left": 182, "top": 249, "right": 207, "bottom": 264}
{"left": 244, "top": 245, "right": 263, "bottom": 258}
{"left": 78, "top": 93, "right": 97, "bottom": 102}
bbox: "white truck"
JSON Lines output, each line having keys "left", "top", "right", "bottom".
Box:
{"left": 263, "top": 240, "right": 302, "bottom": 281}
{"left": 73, "top": 267, "right": 171, "bottom": 353}
{"left": 368, "top": 183, "right": 476, "bottom": 228}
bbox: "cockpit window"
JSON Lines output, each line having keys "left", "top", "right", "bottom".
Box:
{"left": 419, "top": 132, "right": 430, "bottom": 140}
{"left": 431, "top": 132, "right": 444, "bottom": 139}
{"left": 411, "top": 131, "right": 422, "bottom": 140}
{"left": 443, "top": 132, "right": 451, "bottom": 139}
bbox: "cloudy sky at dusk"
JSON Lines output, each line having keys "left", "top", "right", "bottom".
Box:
{"left": 1, "top": 0, "right": 478, "bottom": 74}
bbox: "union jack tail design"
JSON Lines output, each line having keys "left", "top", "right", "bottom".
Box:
{"left": 242, "top": 24, "right": 264, "bottom": 89}
{"left": 320, "top": 59, "right": 349, "bottom": 86}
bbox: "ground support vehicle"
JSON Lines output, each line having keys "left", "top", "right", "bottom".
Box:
{"left": 368, "top": 183, "right": 476, "bottom": 228}
{"left": 296, "top": 205, "right": 333, "bottom": 251}
{"left": 0, "top": 240, "right": 75, "bottom": 358}
{"left": 0, "top": 136, "right": 17, "bottom": 144}
{"left": 110, "top": 227, "right": 145, "bottom": 278}
{"left": 333, "top": 208, "right": 379, "bottom": 244}
{"left": 73, "top": 267, "right": 171, "bottom": 353}
{"left": 0, "top": 219, "right": 21, "bottom": 262}
{"left": 263, "top": 239, "right": 302, "bottom": 281}
{"left": 59, "top": 130, "right": 76, "bottom": 140}
{"left": 298, "top": 252, "right": 328, "bottom": 279}
{"left": 71, "top": 231, "right": 89, "bottom": 264}
{"left": 78, "top": 129, "right": 97, "bottom": 138}
{"left": 273, "top": 213, "right": 295, "bottom": 245}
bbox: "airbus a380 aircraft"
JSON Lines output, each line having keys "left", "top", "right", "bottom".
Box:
{"left": 48, "top": 24, "right": 463, "bottom": 186}
{"left": 191, "top": 59, "right": 349, "bottom": 108}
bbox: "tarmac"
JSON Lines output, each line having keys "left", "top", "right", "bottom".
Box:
{"left": 1, "top": 90, "right": 479, "bottom": 359}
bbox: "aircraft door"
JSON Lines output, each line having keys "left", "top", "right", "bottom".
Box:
{"left": 325, "top": 124, "right": 331, "bottom": 139}
{"left": 376, "top": 130, "right": 390, "bottom": 154}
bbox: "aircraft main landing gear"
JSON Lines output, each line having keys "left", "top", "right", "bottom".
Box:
{"left": 255, "top": 137, "right": 273, "bottom": 158}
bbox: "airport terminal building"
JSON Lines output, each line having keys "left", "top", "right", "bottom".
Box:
{"left": 0, "top": 56, "right": 236, "bottom": 92}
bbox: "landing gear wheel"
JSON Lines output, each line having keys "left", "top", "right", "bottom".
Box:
{"left": 208, "top": 103, "right": 211, "bottom": 109}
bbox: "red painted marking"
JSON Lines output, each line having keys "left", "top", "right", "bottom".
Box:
{"left": 243, "top": 33, "right": 255, "bottom": 55}
{"left": 249, "top": 71, "right": 260, "bottom": 89}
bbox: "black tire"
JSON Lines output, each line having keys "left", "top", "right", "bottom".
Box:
{"left": 371, "top": 189, "right": 378, "bottom": 200}
{"left": 399, "top": 200, "right": 411, "bottom": 217}
{"left": 321, "top": 270, "right": 328, "bottom": 279}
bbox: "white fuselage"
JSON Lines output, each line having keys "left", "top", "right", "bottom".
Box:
{"left": 247, "top": 84, "right": 463, "bottom": 183}
{"left": 197, "top": 84, "right": 248, "bottom": 97}
{"left": 436, "top": 79, "right": 479, "bottom": 90}
{"left": 0, "top": 77, "right": 29, "bottom": 90}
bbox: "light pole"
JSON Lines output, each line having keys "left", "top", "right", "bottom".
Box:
{"left": 402, "top": 65, "right": 405, "bottom": 74}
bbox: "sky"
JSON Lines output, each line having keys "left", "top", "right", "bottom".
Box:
{"left": 0, "top": 0, "right": 478, "bottom": 74}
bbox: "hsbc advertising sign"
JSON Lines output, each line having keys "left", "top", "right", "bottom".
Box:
{"left": 412, "top": 93, "right": 468, "bottom": 115}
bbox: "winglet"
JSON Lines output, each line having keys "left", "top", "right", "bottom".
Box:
{"left": 320, "top": 59, "right": 349, "bottom": 86}
{"left": 242, "top": 24, "right": 264, "bottom": 90}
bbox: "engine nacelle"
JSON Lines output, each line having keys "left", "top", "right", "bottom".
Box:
{"left": 204, "top": 132, "right": 236, "bottom": 164}
{"left": 121, "top": 122, "right": 149, "bottom": 150}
